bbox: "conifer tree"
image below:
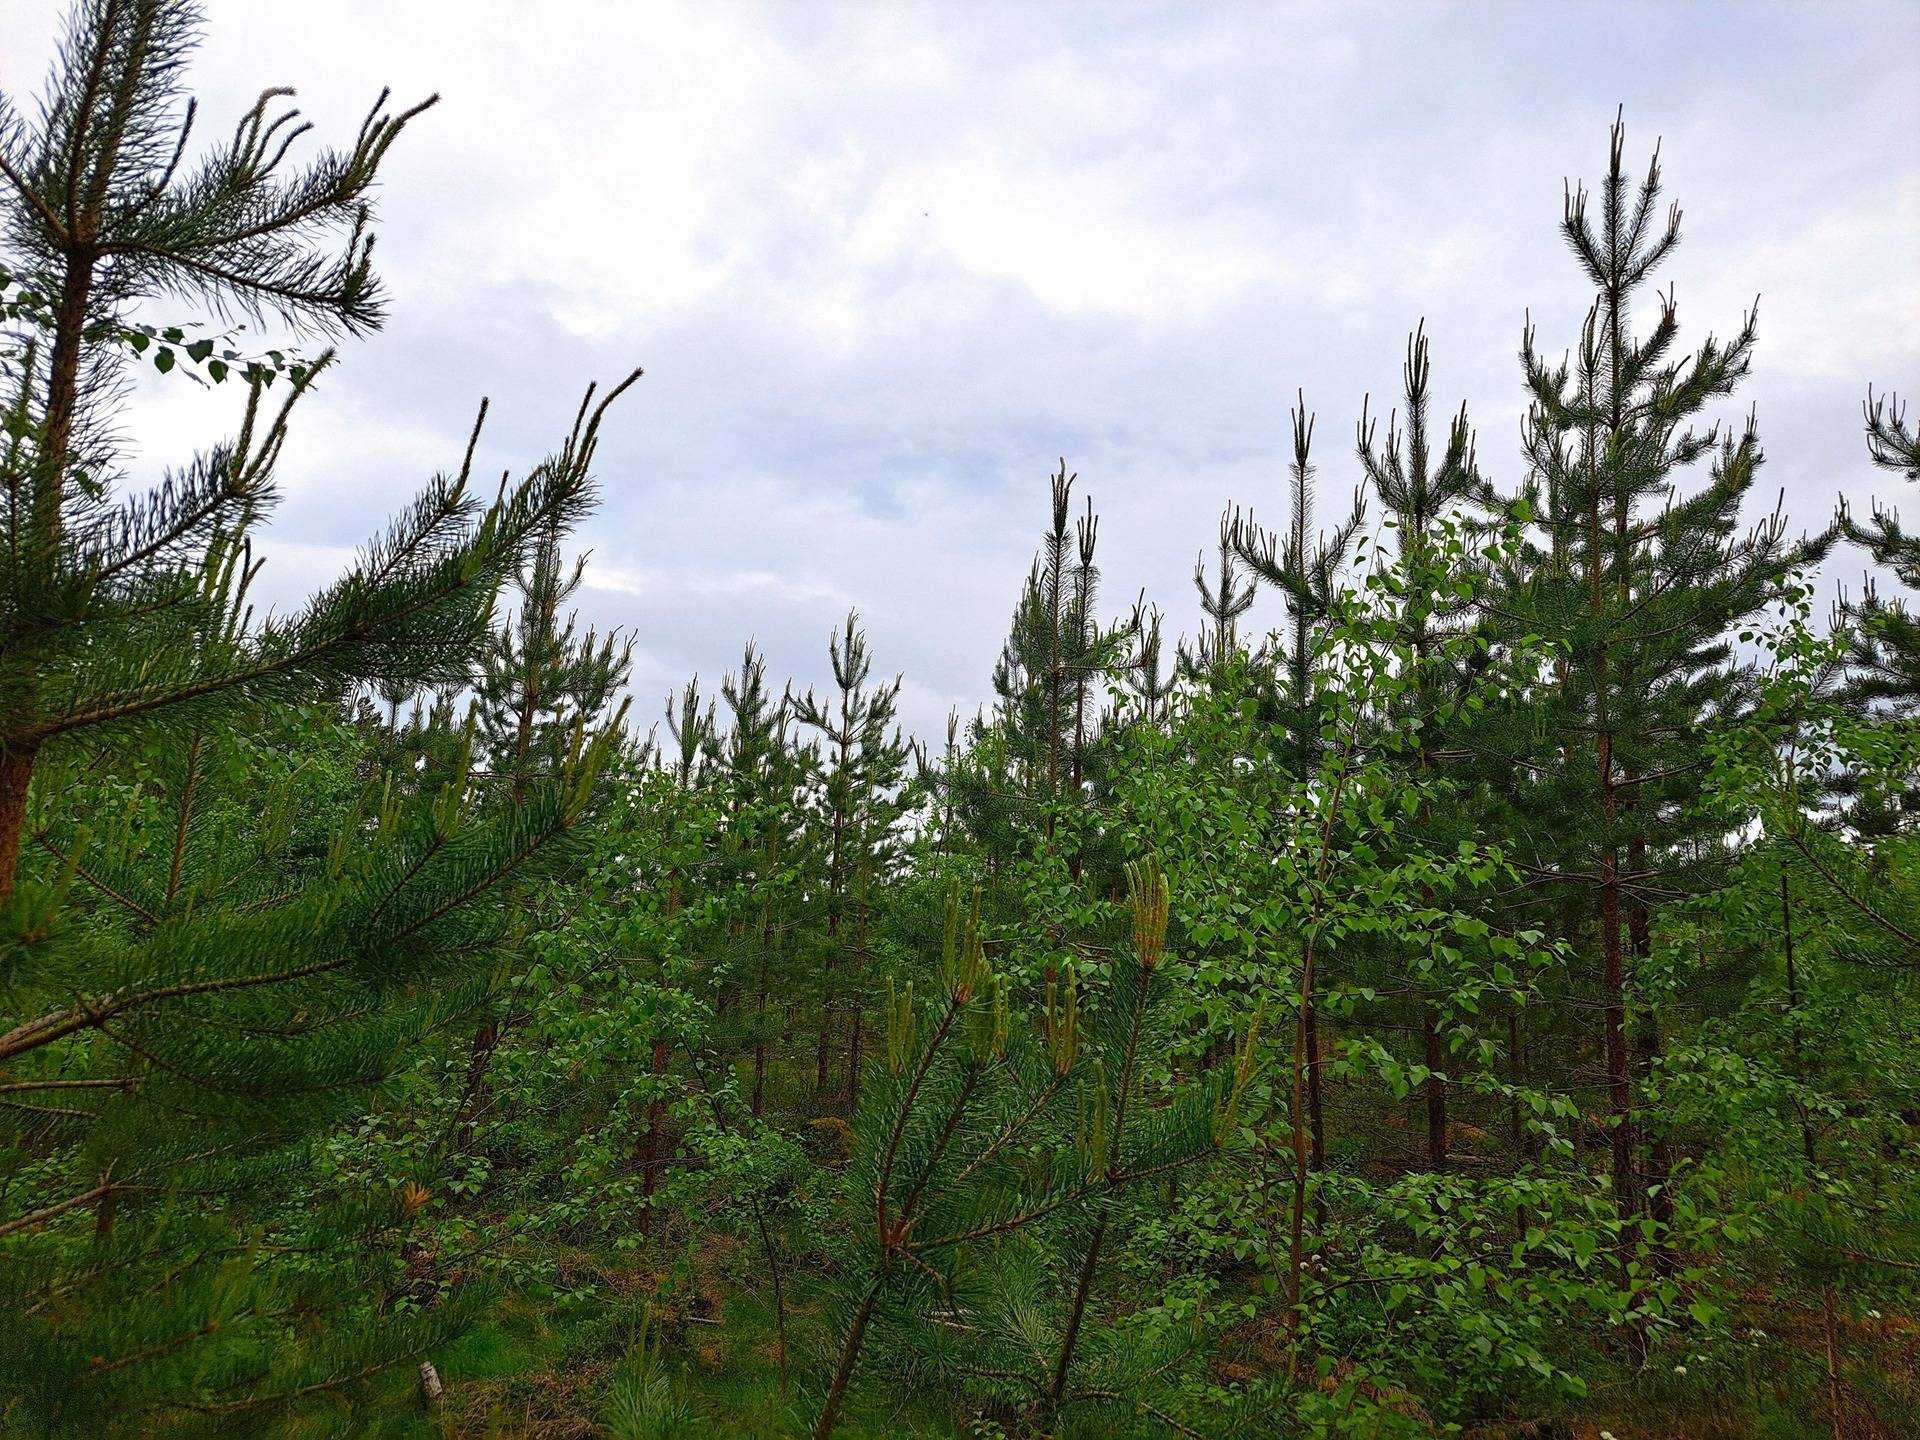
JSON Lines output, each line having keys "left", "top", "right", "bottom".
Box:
{"left": 0, "top": 7, "right": 643, "bottom": 1418}
{"left": 1355, "top": 326, "right": 1488, "bottom": 1169}
{"left": 1233, "top": 393, "right": 1367, "bottom": 778}
{"left": 0, "top": 0, "right": 469, "bottom": 897}
{"left": 809, "top": 871, "right": 1247, "bottom": 1440}
{"left": 974, "top": 463, "right": 1142, "bottom": 924}
{"left": 1231, "top": 393, "right": 1364, "bottom": 1168}
{"left": 1180, "top": 506, "right": 1258, "bottom": 683}
{"left": 1837, "top": 386, "right": 1920, "bottom": 719}
{"left": 795, "top": 612, "right": 907, "bottom": 1101}
{"left": 989, "top": 464, "right": 1131, "bottom": 840}
{"left": 453, "top": 513, "right": 633, "bottom": 1153}
{"left": 1482, "top": 115, "right": 1827, "bottom": 1310}
{"left": 1123, "top": 595, "right": 1177, "bottom": 728}
{"left": 474, "top": 514, "right": 633, "bottom": 803}
{"left": 718, "top": 643, "right": 798, "bottom": 1114}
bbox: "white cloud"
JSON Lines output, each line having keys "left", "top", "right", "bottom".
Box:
{"left": 1, "top": 0, "right": 1914, "bottom": 743}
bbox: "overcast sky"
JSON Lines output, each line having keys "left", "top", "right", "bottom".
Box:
{"left": 3, "top": 0, "right": 1916, "bottom": 740}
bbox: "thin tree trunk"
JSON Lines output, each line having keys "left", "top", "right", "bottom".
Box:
{"left": 1286, "top": 933, "right": 1318, "bottom": 1368}
{"left": 639, "top": 1036, "right": 671, "bottom": 1235}
{"left": 1303, "top": 1000, "right": 1325, "bottom": 1171}
{"left": 640, "top": 880, "right": 682, "bottom": 1231}
{"left": 166, "top": 735, "right": 203, "bottom": 904}
{"left": 1424, "top": 1000, "right": 1447, "bottom": 1168}
{"left": 818, "top": 731, "right": 849, "bottom": 1096}
{"left": 1627, "top": 833, "right": 1673, "bottom": 1277}
{"left": 1049, "top": 1222, "right": 1105, "bottom": 1405}
{"left": 1285, "top": 714, "right": 1360, "bottom": 1367}
{"left": 453, "top": 1016, "right": 500, "bottom": 1155}
{"left": 1507, "top": 1007, "right": 1529, "bottom": 1160}
{"left": 753, "top": 823, "right": 780, "bottom": 1116}
{"left": 1415, "top": 685, "right": 1446, "bottom": 1170}
{"left": 1782, "top": 871, "right": 1846, "bottom": 1440}
{"left": 1068, "top": 659, "right": 1086, "bottom": 885}
{"left": 0, "top": 741, "right": 41, "bottom": 901}
{"left": 813, "top": 1275, "right": 883, "bottom": 1440}
{"left": 1599, "top": 852, "right": 1635, "bottom": 1242}
{"left": 846, "top": 872, "right": 868, "bottom": 1106}
{"left": 0, "top": 244, "right": 97, "bottom": 897}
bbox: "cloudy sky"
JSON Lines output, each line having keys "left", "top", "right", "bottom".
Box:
{"left": 3, "top": 0, "right": 1916, "bottom": 740}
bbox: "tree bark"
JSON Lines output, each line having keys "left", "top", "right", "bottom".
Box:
{"left": 0, "top": 741, "right": 41, "bottom": 901}
{"left": 639, "top": 1035, "right": 672, "bottom": 1235}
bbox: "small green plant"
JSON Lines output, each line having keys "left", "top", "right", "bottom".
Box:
{"left": 809, "top": 870, "right": 1249, "bottom": 1438}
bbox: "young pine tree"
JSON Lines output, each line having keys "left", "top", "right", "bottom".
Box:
{"left": 1233, "top": 392, "right": 1367, "bottom": 779}
{"left": 718, "top": 643, "right": 801, "bottom": 1114}
{"left": 1837, "top": 386, "right": 1920, "bottom": 722}
{"left": 988, "top": 463, "right": 1130, "bottom": 863}
{"left": 0, "top": 5, "right": 641, "bottom": 1420}
{"left": 1355, "top": 325, "right": 1489, "bottom": 1170}
{"left": 1482, "top": 115, "right": 1827, "bottom": 1314}
{"left": 453, "top": 512, "right": 634, "bottom": 1152}
{"left": 809, "top": 868, "right": 1249, "bottom": 1439}
{"left": 0, "top": 0, "right": 451, "bottom": 896}
{"left": 1231, "top": 393, "right": 1364, "bottom": 1168}
{"left": 796, "top": 613, "right": 908, "bottom": 1104}
{"left": 1180, "top": 505, "right": 1258, "bottom": 684}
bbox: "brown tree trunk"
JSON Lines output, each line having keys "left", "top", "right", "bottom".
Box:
{"left": 1507, "top": 1007, "right": 1530, "bottom": 1160}
{"left": 1599, "top": 842, "right": 1642, "bottom": 1364}
{"left": 845, "top": 878, "right": 869, "bottom": 1106}
{"left": 640, "top": 879, "right": 683, "bottom": 1230}
{"left": 818, "top": 740, "right": 848, "bottom": 1097}
{"left": 1599, "top": 855, "right": 1633, "bottom": 1215}
{"left": 1627, "top": 835, "right": 1673, "bottom": 1277}
{"left": 1303, "top": 1002, "right": 1325, "bottom": 1171}
{"left": 752, "top": 951, "right": 772, "bottom": 1117}
{"left": 1782, "top": 872, "right": 1846, "bottom": 1438}
{"left": 752, "top": 822, "right": 780, "bottom": 1116}
{"left": 1419, "top": 862, "right": 1446, "bottom": 1172}
{"left": 1048, "top": 1221, "right": 1106, "bottom": 1405}
{"left": 453, "top": 1015, "right": 500, "bottom": 1154}
{"left": 1424, "top": 1001, "right": 1448, "bottom": 1169}
{"left": 1412, "top": 606, "right": 1447, "bottom": 1170}
{"left": 639, "top": 1035, "right": 672, "bottom": 1236}
{"left": 813, "top": 1275, "right": 883, "bottom": 1440}
{"left": 1, "top": 247, "right": 97, "bottom": 898}
{"left": 0, "top": 741, "right": 41, "bottom": 901}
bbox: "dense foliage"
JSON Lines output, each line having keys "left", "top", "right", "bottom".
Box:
{"left": 2, "top": 5, "right": 1914, "bottom": 1437}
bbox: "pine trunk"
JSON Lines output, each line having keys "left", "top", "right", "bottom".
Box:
{"left": 0, "top": 741, "right": 40, "bottom": 901}
{"left": 454, "top": 1015, "right": 501, "bottom": 1154}
{"left": 1627, "top": 834, "right": 1673, "bottom": 1277}
{"left": 639, "top": 1035, "right": 672, "bottom": 1235}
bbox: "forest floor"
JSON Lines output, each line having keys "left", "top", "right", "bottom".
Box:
{"left": 364, "top": 1199, "right": 1920, "bottom": 1438}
